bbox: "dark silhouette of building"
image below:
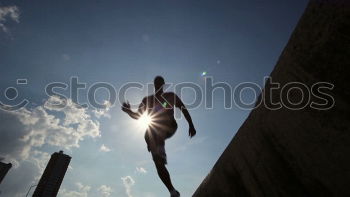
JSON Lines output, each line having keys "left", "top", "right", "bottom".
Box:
{"left": 0, "top": 161, "right": 12, "bottom": 184}
{"left": 33, "top": 151, "right": 71, "bottom": 197}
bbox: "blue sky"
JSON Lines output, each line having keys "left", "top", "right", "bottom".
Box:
{"left": 0, "top": 0, "right": 308, "bottom": 196}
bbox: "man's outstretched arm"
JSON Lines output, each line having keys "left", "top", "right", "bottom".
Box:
{"left": 175, "top": 95, "right": 196, "bottom": 137}
{"left": 122, "top": 100, "right": 145, "bottom": 120}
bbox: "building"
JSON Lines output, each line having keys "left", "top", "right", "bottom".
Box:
{"left": 33, "top": 151, "right": 71, "bottom": 197}
{"left": 0, "top": 161, "right": 12, "bottom": 184}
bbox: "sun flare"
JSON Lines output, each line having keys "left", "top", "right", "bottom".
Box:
{"left": 137, "top": 113, "right": 154, "bottom": 130}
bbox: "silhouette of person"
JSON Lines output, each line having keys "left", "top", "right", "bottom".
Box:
{"left": 122, "top": 76, "right": 196, "bottom": 197}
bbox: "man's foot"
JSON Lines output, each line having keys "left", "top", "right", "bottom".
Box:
{"left": 170, "top": 190, "right": 180, "bottom": 197}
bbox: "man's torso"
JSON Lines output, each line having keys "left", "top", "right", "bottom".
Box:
{"left": 143, "top": 92, "right": 178, "bottom": 137}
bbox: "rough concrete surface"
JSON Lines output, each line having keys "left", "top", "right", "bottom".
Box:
{"left": 193, "top": 0, "right": 350, "bottom": 196}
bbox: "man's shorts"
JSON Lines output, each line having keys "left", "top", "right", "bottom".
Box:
{"left": 144, "top": 123, "right": 177, "bottom": 165}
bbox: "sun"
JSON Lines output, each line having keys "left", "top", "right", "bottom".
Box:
{"left": 137, "top": 113, "right": 154, "bottom": 130}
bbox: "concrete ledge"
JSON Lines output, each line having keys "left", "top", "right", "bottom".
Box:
{"left": 193, "top": 0, "right": 350, "bottom": 196}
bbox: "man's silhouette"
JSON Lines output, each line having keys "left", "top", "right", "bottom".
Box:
{"left": 122, "top": 76, "right": 196, "bottom": 197}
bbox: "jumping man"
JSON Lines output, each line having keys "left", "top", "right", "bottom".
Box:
{"left": 122, "top": 76, "right": 196, "bottom": 197}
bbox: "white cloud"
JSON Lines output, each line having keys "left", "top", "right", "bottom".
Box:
{"left": 1, "top": 96, "right": 101, "bottom": 163}
{"left": 100, "top": 144, "right": 111, "bottom": 152}
{"left": 0, "top": 96, "right": 102, "bottom": 196}
{"left": 135, "top": 167, "right": 147, "bottom": 174}
{"left": 27, "top": 150, "right": 50, "bottom": 180}
{"left": 0, "top": 5, "right": 20, "bottom": 33}
{"left": 98, "top": 185, "right": 113, "bottom": 197}
{"left": 92, "top": 100, "right": 112, "bottom": 118}
{"left": 59, "top": 182, "right": 91, "bottom": 197}
{"left": 121, "top": 176, "right": 135, "bottom": 197}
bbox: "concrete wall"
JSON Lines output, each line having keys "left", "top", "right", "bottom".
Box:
{"left": 193, "top": 0, "right": 350, "bottom": 196}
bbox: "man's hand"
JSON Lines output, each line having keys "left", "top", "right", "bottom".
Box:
{"left": 122, "top": 101, "right": 131, "bottom": 114}
{"left": 122, "top": 101, "right": 142, "bottom": 120}
{"left": 189, "top": 125, "right": 196, "bottom": 138}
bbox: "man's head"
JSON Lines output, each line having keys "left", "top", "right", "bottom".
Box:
{"left": 154, "top": 76, "right": 165, "bottom": 92}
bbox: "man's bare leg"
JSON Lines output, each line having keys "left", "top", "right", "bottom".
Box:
{"left": 154, "top": 160, "right": 175, "bottom": 192}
